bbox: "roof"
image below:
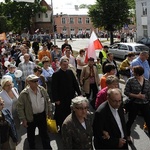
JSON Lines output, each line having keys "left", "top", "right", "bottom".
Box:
{"left": 53, "top": 8, "right": 89, "bottom": 16}
{"left": 118, "top": 43, "right": 146, "bottom": 46}
{"left": 40, "top": 0, "right": 52, "bottom": 11}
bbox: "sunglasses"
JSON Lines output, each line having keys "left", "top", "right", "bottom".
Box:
{"left": 31, "top": 80, "right": 38, "bottom": 83}
{"left": 75, "top": 106, "right": 89, "bottom": 110}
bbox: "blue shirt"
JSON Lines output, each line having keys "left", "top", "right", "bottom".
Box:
{"left": 42, "top": 67, "right": 54, "bottom": 82}
{"left": 131, "top": 57, "right": 150, "bottom": 79}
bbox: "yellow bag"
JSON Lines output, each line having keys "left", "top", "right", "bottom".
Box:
{"left": 47, "top": 118, "right": 58, "bottom": 133}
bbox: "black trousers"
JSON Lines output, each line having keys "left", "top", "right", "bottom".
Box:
{"left": 85, "top": 83, "right": 98, "bottom": 110}
{"left": 27, "top": 111, "right": 52, "bottom": 149}
{"left": 126, "top": 103, "right": 150, "bottom": 136}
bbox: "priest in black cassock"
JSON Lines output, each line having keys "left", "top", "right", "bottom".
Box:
{"left": 52, "top": 58, "right": 81, "bottom": 130}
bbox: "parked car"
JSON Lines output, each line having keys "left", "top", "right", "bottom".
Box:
{"left": 137, "top": 37, "right": 150, "bottom": 48}
{"left": 108, "top": 43, "right": 150, "bottom": 59}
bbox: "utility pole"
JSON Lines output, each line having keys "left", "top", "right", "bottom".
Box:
{"left": 51, "top": 0, "right": 56, "bottom": 45}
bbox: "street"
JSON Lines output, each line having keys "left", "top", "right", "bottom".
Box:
{"left": 16, "top": 38, "right": 150, "bottom": 150}
{"left": 16, "top": 81, "right": 150, "bottom": 150}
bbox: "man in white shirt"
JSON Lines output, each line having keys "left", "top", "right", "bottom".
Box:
{"left": 61, "top": 48, "right": 76, "bottom": 68}
{"left": 17, "top": 74, "right": 52, "bottom": 149}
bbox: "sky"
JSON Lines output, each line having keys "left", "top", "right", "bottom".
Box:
{"left": 0, "top": 0, "right": 96, "bottom": 14}
{"left": 52, "top": 0, "right": 96, "bottom": 9}
{"left": 0, "top": 0, "right": 96, "bottom": 6}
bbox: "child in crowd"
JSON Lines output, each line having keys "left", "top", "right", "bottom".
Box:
{"left": 96, "top": 58, "right": 102, "bottom": 74}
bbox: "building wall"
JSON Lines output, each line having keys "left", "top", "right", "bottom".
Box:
{"left": 54, "top": 14, "right": 96, "bottom": 37}
{"left": 136, "top": 0, "right": 150, "bottom": 41}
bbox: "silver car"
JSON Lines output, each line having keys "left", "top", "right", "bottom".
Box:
{"left": 108, "top": 43, "right": 150, "bottom": 59}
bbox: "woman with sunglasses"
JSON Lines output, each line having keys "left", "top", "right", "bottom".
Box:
{"left": 61, "top": 96, "right": 93, "bottom": 149}
{"left": 0, "top": 97, "right": 18, "bottom": 149}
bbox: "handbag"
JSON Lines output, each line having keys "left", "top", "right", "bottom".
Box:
{"left": 123, "top": 98, "right": 133, "bottom": 113}
{"left": 119, "top": 69, "right": 131, "bottom": 77}
{"left": 47, "top": 118, "right": 58, "bottom": 133}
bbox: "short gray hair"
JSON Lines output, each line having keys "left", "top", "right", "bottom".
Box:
{"left": 71, "top": 96, "right": 89, "bottom": 108}
{"left": 60, "top": 58, "right": 69, "bottom": 65}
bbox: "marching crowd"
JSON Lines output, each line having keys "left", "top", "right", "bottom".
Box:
{"left": 0, "top": 37, "right": 150, "bottom": 150}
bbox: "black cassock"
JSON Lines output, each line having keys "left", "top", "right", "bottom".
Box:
{"left": 52, "top": 69, "right": 81, "bottom": 128}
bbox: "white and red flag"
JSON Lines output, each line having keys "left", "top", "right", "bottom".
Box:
{"left": 85, "top": 31, "right": 103, "bottom": 63}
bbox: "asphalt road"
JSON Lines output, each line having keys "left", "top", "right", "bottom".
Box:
{"left": 15, "top": 38, "right": 150, "bottom": 150}
{"left": 11, "top": 38, "right": 148, "bottom": 149}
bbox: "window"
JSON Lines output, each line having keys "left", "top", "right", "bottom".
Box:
{"left": 45, "top": 13, "right": 48, "bottom": 18}
{"left": 62, "top": 18, "right": 66, "bottom": 24}
{"left": 78, "top": 29, "right": 82, "bottom": 33}
{"left": 78, "top": 18, "right": 82, "bottom": 24}
{"left": 70, "top": 18, "right": 74, "bottom": 24}
{"left": 128, "top": 45, "right": 133, "bottom": 51}
{"left": 119, "top": 44, "right": 128, "bottom": 50}
{"left": 142, "top": 2, "right": 147, "bottom": 16}
{"left": 86, "top": 18, "right": 90, "bottom": 24}
{"left": 143, "top": 25, "right": 148, "bottom": 37}
{"left": 38, "top": 14, "right": 40, "bottom": 18}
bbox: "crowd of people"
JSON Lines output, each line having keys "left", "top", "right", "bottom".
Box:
{"left": 0, "top": 37, "right": 150, "bottom": 150}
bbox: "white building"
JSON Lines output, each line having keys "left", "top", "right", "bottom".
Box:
{"left": 136, "top": 0, "right": 150, "bottom": 41}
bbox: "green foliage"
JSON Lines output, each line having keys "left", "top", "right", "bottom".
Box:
{"left": 0, "top": 0, "right": 47, "bottom": 33}
{"left": 0, "top": 16, "right": 7, "bottom": 33}
{"left": 88, "top": 0, "right": 130, "bottom": 31}
{"left": 127, "top": 0, "right": 135, "bottom": 9}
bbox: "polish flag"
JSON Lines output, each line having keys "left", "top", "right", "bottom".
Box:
{"left": 85, "top": 31, "right": 103, "bottom": 63}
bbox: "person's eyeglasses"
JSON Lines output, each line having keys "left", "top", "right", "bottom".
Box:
{"left": 31, "top": 80, "right": 38, "bottom": 83}
{"left": 75, "top": 106, "right": 89, "bottom": 110}
{"left": 110, "top": 98, "right": 122, "bottom": 104}
{"left": 0, "top": 103, "right": 4, "bottom": 106}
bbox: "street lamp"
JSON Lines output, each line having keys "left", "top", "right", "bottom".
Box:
{"left": 51, "top": 0, "right": 56, "bottom": 45}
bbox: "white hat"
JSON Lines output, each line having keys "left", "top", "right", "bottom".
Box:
{"left": 26, "top": 74, "right": 39, "bottom": 81}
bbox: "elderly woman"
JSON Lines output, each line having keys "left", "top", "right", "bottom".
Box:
{"left": 0, "top": 78, "right": 20, "bottom": 149}
{"left": 41, "top": 56, "right": 54, "bottom": 100}
{"left": 61, "top": 96, "right": 93, "bottom": 149}
{"left": 0, "top": 97, "right": 18, "bottom": 149}
{"left": 124, "top": 66, "right": 150, "bottom": 143}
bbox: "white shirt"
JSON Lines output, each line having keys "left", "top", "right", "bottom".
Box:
{"left": 76, "top": 55, "right": 85, "bottom": 70}
{"left": 109, "top": 103, "right": 124, "bottom": 138}
{"left": 28, "top": 87, "right": 45, "bottom": 114}
{"left": 61, "top": 55, "right": 76, "bottom": 68}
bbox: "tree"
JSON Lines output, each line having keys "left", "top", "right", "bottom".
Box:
{"left": 0, "top": 16, "right": 7, "bottom": 33}
{"left": 0, "top": 0, "right": 47, "bottom": 33}
{"left": 88, "top": 0, "right": 130, "bottom": 45}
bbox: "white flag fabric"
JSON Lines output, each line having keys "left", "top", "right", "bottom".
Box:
{"left": 85, "top": 31, "right": 103, "bottom": 62}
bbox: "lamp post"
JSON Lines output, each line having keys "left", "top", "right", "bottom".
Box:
{"left": 51, "top": 0, "right": 56, "bottom": 45}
